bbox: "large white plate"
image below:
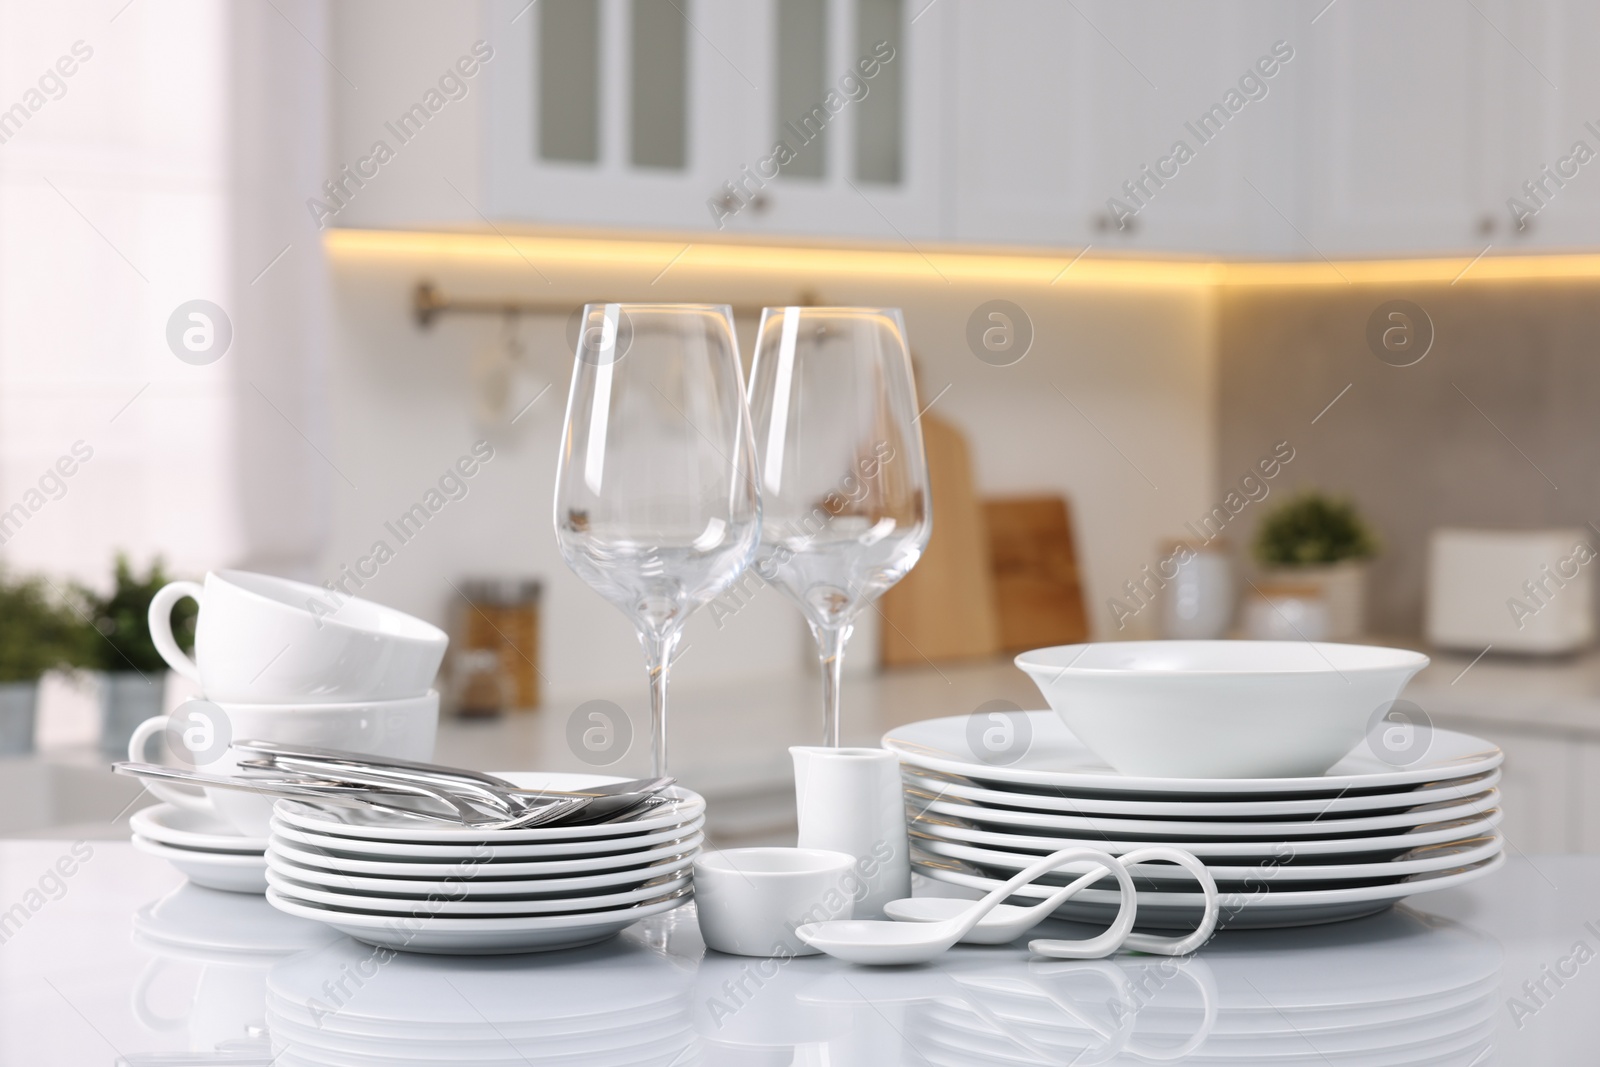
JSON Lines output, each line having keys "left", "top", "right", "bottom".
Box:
{"left": 131, "top": 803, "right": 268, "bottom": 853}
{"left": 272, "top": 774, "right": 705, "bottom": 843}
{"left": 266, "top": 848, "right": 695, "bottom": 900}
{"left": 266, "top": 833, "right": 702, "bottom": 879}
{"left": 884, "top": 713, "right": 1501, "bottom": 795}
{"left": 913, "top": 834, "right": 1503, "bottom": 886}
{"left": 902, "top": 767, "right": 1502, "bottom": 818}
{"left": 264, "top": 886, "right": 692, "bottom": 954}
{"left": 913, "top": 852, "right": 1505, "bottom": 930}
{"left": 907, "top": 788, "right": 1499, "bottom": 839}
{"left": 910, "top": 809, "right": 1503, "bottom": 860}
{"left": 266, "top": 867, "right": 690, "bottom": 917}
{"left": 268, "top": 814, "right": 704, "bottom": 860}
{"left": 132, "top": 834, "right": 267, "bottom": 894}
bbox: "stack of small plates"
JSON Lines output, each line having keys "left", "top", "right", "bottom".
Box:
{"left": 130, "top": 803, "right": 269, "bottom": 893}
{"left": 264, "top": 772, "right": 704, "bottom": 954}
{"left": 884, "top": 712, "right": 1505, "bottom": 929}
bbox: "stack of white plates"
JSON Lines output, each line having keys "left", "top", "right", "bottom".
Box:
{"left": 264, "top": 772, "right": 704, "bottom": 954}
{"left": 884, "top": 712, "right": 1505, "bottom": 929}
{"left": 266, "top": 934, "right": 696, "bottom": 1066}
{"left": 130, "top": 803, "right": 269, "bottom": 893}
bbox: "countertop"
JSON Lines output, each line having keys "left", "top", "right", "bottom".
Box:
{"left": 0, "top": 841, "right": 1593, "bottom": 1065}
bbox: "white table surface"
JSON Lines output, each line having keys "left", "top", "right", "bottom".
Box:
{"left": 0, "top": 841, "right": 1594, "bottom": 1065}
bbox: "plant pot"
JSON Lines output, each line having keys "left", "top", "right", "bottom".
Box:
{"left": 1260, "top": 561, "right": 1368, "bottom": 641}
{"left": 0, "top": 680, "right": 40, "bottom": 756}
{"left": 100, "top": 672, "right": 166, "bottom": 755}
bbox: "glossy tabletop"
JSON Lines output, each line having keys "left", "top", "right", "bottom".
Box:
{"left": 1, "top": 842, "right": 1595, "bottom": 1065}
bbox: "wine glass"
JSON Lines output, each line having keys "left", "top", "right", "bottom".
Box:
{"left": 555, "top": 304, "right": 761, "bottom": 774}
{"left": 747, "top": 307, "right": 931, "bottom": 746}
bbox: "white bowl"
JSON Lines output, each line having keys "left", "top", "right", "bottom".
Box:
{"left": 693, "top": 847, "right": 857, "bottom": 958}
{"left": 1015, "top": 641, "right": 1429, "bottom": 779}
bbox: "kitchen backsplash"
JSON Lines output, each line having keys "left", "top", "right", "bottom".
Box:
{"left": 1216, "top": 279, "right": 1600, "bottom": 637}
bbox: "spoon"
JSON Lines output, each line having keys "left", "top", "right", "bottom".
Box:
{"left": 884, "top": 845, "right": 1219, "bottom": 957}
{"left": 795, "top": 846, "right": 1137, "bottom": 965}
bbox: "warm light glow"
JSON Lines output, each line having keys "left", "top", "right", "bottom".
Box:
{"left": 324, "top": 227, "right": 1600, "bottom": 290}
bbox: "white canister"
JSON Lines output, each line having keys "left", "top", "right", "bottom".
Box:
{"left": 1161, "top": 542, "right": 1236, "bottom": 640}
{"left": 790, "top": 746, "right": 910, "bottom": 919}
{"left": 1243, "top": 584, "right": 1331, "bottom": 642}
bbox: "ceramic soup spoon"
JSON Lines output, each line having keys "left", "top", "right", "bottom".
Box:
{"left": 886, "top": 846, "right": 1219, "bottom": 957}
{"left": 795, "top": 846, "right": 1137, "bottom": 965}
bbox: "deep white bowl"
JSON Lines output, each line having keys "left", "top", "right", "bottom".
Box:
{"left": 1015, "top": 641, "right": 1430, "bottom": 779}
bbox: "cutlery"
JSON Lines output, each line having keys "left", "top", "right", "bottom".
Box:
{"left": 114, "top": 762, "right": 588, "bottom": 830}
{"left": 233, "top": 741, "right": 673, "bottom": 803}
{"left": 795, "top": 846, "right": 1137, "bottom": 965}
{"left": 236, "top": 754, "right": 669, "bottom": 826}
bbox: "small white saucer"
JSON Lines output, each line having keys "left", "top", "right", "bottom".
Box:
{"left": 131, "top": 803, "right": 267, "bottom": 853}
{"left": 132, "top": 835, "right": 268, "bottom": 894}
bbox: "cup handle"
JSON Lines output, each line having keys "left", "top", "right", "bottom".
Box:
{"left": 128, "top": 715, "right": 213, "bottom": 812}
{"left": 147, "top": 580, "right": 204, "bottom": 685}
{"left": 1115, "top": 846, "right": 1220, "bottom": 957}
{"left": 130, "top": 957, "right": 190, "bottom": 1032}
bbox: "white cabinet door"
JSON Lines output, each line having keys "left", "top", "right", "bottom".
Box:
{"left": 1514, "top": 0, "right": 1600, "bottom": 249}
{"left": 712, "top": 0, "right": 947, "bottom": 242}
{"left": 1298, "top": 0, "right": 1539, "bottom": 256}
{"left": 483, "top": 0, "right": 752, "bottom": 230}
{"left": 1493, "top": 732, "right": 1576, "bottom": 855}
{"left": 949, "top": 0, "right": 1300, "bottom": 254}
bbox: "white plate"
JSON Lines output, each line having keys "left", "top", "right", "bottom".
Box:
{"left": 130, "top": 803, "right": 268, "bottom": 853}
{"left": 902, "top": 767, "right": 1502, "bottom": 818}
{"left": 273, "top": 774, "right": 705, "bottom": 843}
{"left": 913, "top": 834, "right": 1504, "bottom": 886}
{"left": 910, "top": 809, "right": 1503, "bottom": 860}
{"left": 267, "top": 832, "right": 702, "bottom": 879}
{"left": 264, "top": 886, "right": 692, "bottom": 954}
{"left": 908, "top": 788, "right": 1500, "bottom": 838}
{"left": 132, "top": 834, "right": 268, "bottom": 894}
{"left": 884, "top": 713, "right": 1501, "bottom": 795}
{"left": 266, "top": 848, "right": 695, "bottom": 900}
{"left": 266, "top": 867, "right": 690, "bottom": 916}
{"left": 268, "top": 813, "right": 704, "bottom": 861}
{"left": 913, "top": 852, "right": 1505, "bottom": 930}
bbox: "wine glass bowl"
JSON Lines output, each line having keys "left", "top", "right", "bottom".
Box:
{"left": 555, "top": 303, "right": 761, "bottom": 773}
{"left": 748, "top": 307, "right": 931, "bottom": 745}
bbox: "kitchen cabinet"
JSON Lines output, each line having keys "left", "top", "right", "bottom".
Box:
{"left": 483, "top": 0, "right": 945, "bottom": 240}
{"left": 476, "top": 0, "right": 1598, "bottom": 255}
{"left": 1296, "top": 0, "right": 1550, "bottom": 255}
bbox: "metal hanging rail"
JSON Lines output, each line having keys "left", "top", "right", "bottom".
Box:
{"left": 412, "top": 281, "right": 823, "bottom": 328}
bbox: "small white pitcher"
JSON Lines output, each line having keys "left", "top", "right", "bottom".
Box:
{"left": 790, "top": 746, "right": 910, "bottom": 919}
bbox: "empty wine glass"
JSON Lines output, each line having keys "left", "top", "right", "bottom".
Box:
{"left": 555, "top": 304, "right": 761, "bottom": 774}
{"left": 747, "top": 307, "right": 931, "bottom": 746}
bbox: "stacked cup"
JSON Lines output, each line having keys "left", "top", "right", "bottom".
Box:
{"left": 127, "top": 570, "right": 447, "bottom": 892}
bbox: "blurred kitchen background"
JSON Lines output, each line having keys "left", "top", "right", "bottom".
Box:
{"left": 3, "top": 0, "right": 1599, "bottom": 850}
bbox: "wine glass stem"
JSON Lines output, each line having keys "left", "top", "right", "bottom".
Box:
{"left": 815, "top": 623, "right": 851, "bottom": 747}
{"left": 642, "top": 630, "right": 679, "bottom": 776}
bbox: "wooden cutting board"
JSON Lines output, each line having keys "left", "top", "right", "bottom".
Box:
{"left": 878, "top": 412, "right": 1002, "bottom": 666}
{"left": 984, "top": 495, "right": 1089, "bottom": 652}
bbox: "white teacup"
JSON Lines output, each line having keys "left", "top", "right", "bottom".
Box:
{"left": 694, "top": 847, "right": 859, "bottom": 957}
{"left": 128, "top": 691, "right": 439, "bottom": 837}
{"left": 148, "top": 569, "right": 448, "bottom": 703}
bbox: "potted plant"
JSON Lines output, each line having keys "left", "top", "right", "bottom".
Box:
{"left": 79, "top": 555, "right": 196, "bottom": 754}
{"left": 0, "top": 573, "right": 91, "bottom": 756}
{"left": 1253, "top": 492, "right": 1379, "bottom": 640}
